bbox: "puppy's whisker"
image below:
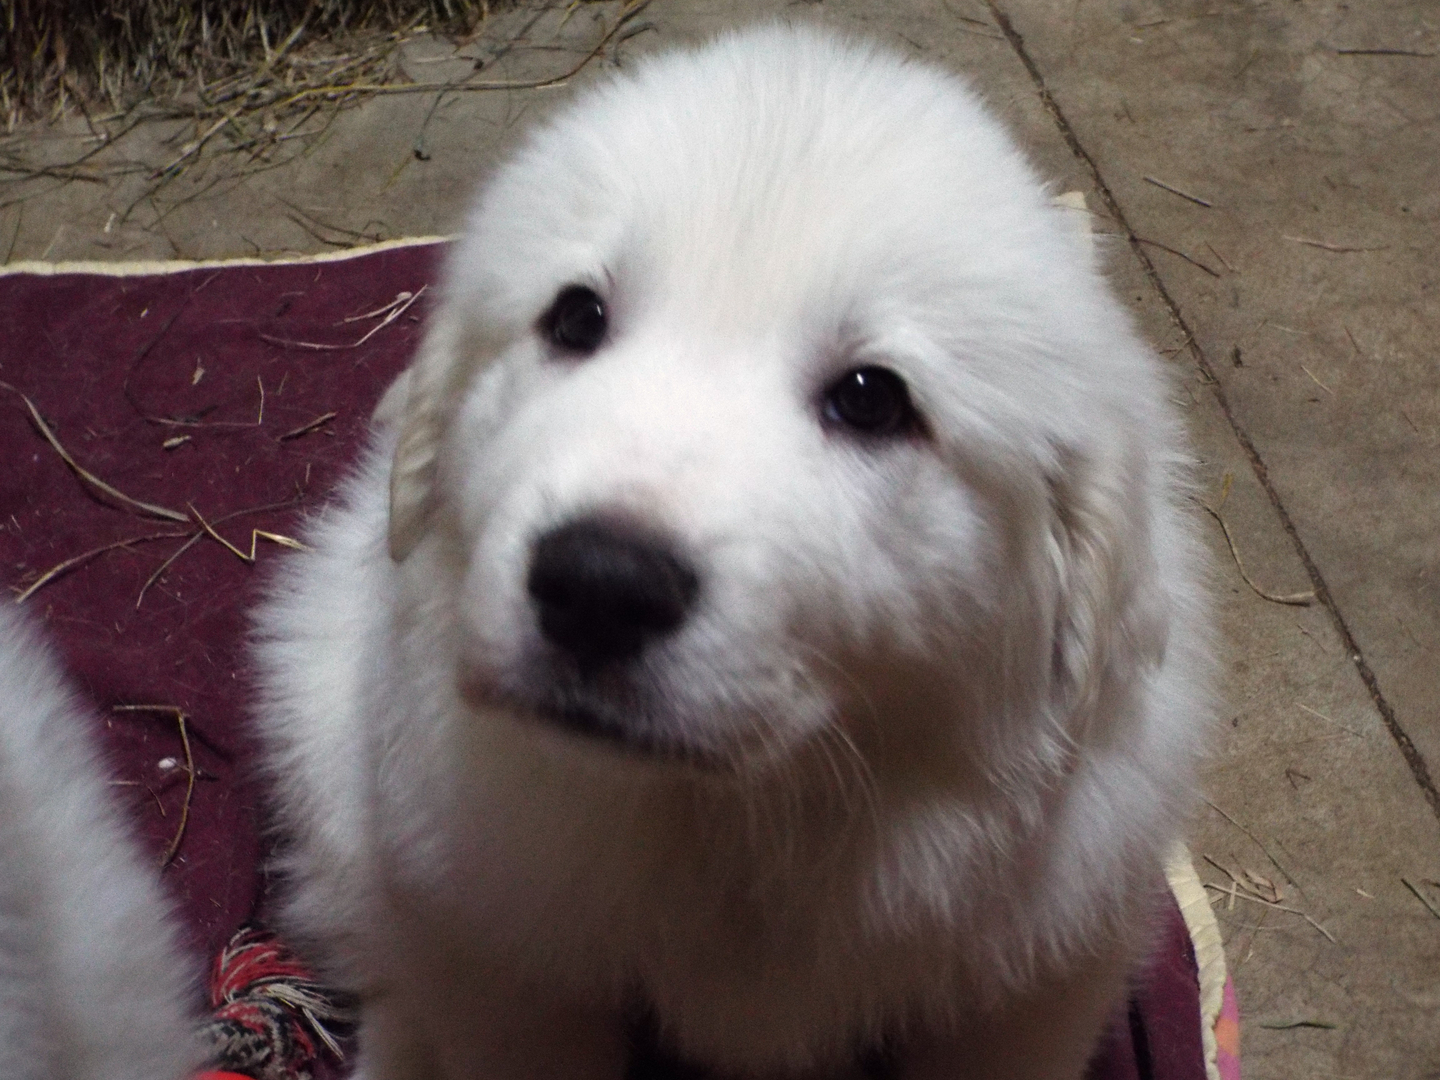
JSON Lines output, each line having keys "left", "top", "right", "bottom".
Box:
{"left": 808, "top": 719, "right": 855, "bottom": 815}
{"left": 744, "top": 704, "right": 811, "bottom": 871}
{"left": 791, "top": 639, "right": 883, "bottom": 731}
{"left": 777, "top": 653, "right": 882, "bottom": 826}
{"left": 722, "top": 704, "right": 785, "bottom": 853}
{"left": 762, "top": 716, "right": 803, "bottom": 871}
{"left": 816, "top": 720, "right": 882, "bottom": 839}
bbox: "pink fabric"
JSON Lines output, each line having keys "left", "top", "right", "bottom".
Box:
{"left": 1216, "top": 975, "right": 1242, "bottom": 1080}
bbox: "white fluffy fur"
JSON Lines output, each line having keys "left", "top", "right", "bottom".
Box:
{"left": 255, "top": 23, "right": 1213, "bottom": 1080}
{"left": 0, "top": 605, "right": 199, "bottom": 1080}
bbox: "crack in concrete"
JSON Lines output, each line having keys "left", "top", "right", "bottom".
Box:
{"left": 984, "top": 0, "right": 1440, "bottom": 827}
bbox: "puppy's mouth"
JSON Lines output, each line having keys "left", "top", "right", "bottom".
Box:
{"left": 459, "top": 665, "right": 728, "bottom": 770}
{"left": 538, "top": 700, "right": 725, "bottom": 768}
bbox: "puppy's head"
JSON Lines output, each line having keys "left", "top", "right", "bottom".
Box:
{"left": 387, "top": 25, "right": 1170, "bottom": 778}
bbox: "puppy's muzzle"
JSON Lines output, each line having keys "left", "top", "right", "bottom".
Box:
{"left": 527, "top": 516, "right": 699, "bottom": 677}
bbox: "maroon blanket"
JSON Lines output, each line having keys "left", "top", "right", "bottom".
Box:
{"left": 0, "top": 246, "right": 1202, "bottom": 1080}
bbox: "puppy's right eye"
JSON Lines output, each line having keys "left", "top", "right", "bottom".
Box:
{"left": 543, "top": 285, "right": 607, "bottom": 354}
{"left": 821, "top": 366, "right": 918, "bottom": 438}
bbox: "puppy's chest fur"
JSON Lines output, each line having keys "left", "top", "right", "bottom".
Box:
{"left": 405, "top": 780, "right": 946, "bottom": 1069}
{"left": 377, "top": 683, "right": 991, "bottom": 1070}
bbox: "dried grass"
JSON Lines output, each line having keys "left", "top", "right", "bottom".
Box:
{"left": 112, "top": 703, "right": 196, "bottom": 867}
{"left": 0, "top": 0, "right": 647, "bottom": 249}
{"left": 3, "top": 376, "right": 309, "bottom": 604}
{"left": 1, "top": 0, "right": 493, "bottom": 124}
{"left": 1, "top": 379, "right": 190, "bottom": 521}
{"left": 1202, "top": 853, "right": 1336, "bottom": 944}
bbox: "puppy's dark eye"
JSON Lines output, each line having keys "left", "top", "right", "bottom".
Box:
{"left": 822, "top": 366, "right": 917, "bottom": 437}
{"left": 544, "top": 285, "right": 607, "bottom": 353}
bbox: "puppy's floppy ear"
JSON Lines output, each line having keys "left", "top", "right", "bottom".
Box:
{"left": 1046, "top": 444, "right": 1169, "bottom": 725}
{"left": 388, "top": 311, "right": 478, "bottom": 561}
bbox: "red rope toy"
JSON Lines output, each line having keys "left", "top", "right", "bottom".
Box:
{"left": 196, "top": 921, "right": 353, "bottom": 1080}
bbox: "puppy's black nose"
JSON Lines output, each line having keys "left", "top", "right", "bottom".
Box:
{"left": 527, "top": 517, "right": 699, "bottom": 668}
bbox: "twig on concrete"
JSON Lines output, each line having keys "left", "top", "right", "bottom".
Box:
{"left": 1204, "top": 854, "right": 1287, "bottom": 907}
{"left": 1401, "top": 878, "right": 1440, "bottom": 919}
{"left": 1204, "top": 241, "right": 1235, "bottom": 273}
{"left": 1143, "top": 175, "right": 1214, "bottom": 207}
{"left": 0, "top": 162, "right": 106, "bottom": 183}
{"left": 1300, "top": 365, "right": 1334, "bottom": 395}
{"left": 285, "top": 212, "right": 359, "bottom": 249}
{"left": 1343, "top": 324, "right": 1365, "bottom": 358}
{"left": 1198, "top": 501, "right": 1315, "bottom": 605}
{"left": 1284, "top": 235, "right": 1388, "bottom": 253}
{"left": 1202, "top": 880, "right": 1336, "bottom": 942}
{"left": 1135, "top": 236, "right": 1221, "bottom": 277}
{"left": 150, "top": 106, "right": 245, "bottom": 179}
{"left": 1336, "top": 47, "right": 1435, "bottom": 57}
{"left": 1203, "top": 798, "right": 1307, "bottom": 898}
{"left": 1296, "top": 702, "right": 1364, "bottom": 738}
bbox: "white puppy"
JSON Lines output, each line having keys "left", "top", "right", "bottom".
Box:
{"left": 255, "top": 23, "right": 1212, "bottom": 1080}
{"left": 0, "top": 605, "right": 199, "bottom": 1080}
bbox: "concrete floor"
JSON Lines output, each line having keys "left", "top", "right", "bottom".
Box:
{"left": 2, "top": 1, "right": 1437, "bottom": 1076}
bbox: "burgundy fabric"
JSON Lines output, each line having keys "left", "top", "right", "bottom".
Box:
{"left": 1086, "top": 901, "right": 1207, "bottom": 1080}
{"left": 0, "top": 245, "right": 440, "bottom": 963}
{"left": 0, "top": 248, "right": 1205, "bottom": 1080}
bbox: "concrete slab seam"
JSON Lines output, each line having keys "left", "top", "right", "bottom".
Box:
{"left": 983, "top": 0, "right": 1440, "bottom": 828}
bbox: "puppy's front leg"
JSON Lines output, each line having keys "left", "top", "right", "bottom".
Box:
{"left": 354, "top": 967, "right": 626, "bottom": 1080}
{"left": 353, "top": 993, "right": 441, "bottom": 1080}
{"left": 420, "top": 970, "right": 627, "bottom": 1080}
{"left": 898, "top": 946, "right": 1131, "bottom": 1080}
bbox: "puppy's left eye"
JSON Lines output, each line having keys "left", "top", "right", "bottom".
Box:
{"left": 822, "top": 366, "right": 918, "bottom": 437}
{"left": 543, "top": 285, "right": 607, "bottom": 353}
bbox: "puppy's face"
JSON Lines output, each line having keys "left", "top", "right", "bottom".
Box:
{"left": 393, "top": 31, "right": 1161, "bottom": 775}
{"left": 437, "top": 276, "right": 985, "bottom": 770}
